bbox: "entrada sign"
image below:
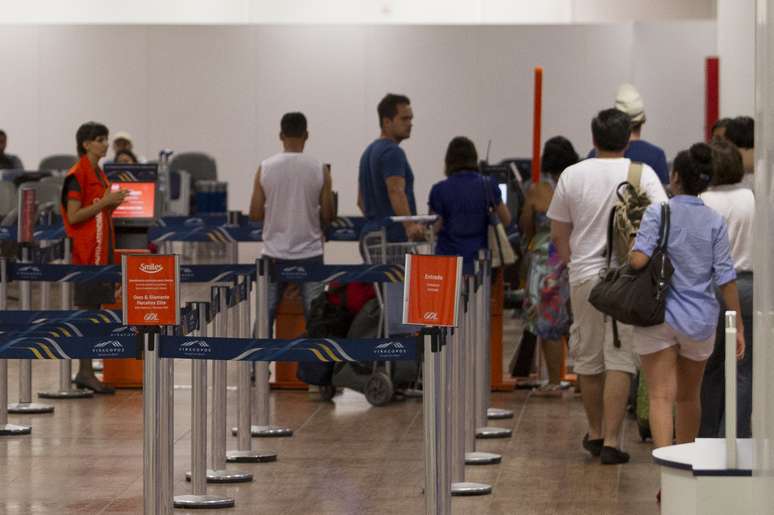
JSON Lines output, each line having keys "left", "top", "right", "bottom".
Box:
{"left": 402, "top": 254, "right": 462, "bottom": 327}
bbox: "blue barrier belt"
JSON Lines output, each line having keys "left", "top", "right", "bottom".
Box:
{"left": 0, "top": 334, "right": 139, "bottom": 360}
{"left": 0, "top": 215, "right": 370, "bottom": 243}
{"left": 6, "top": 263, "right": 256, "bottom": 283}
{"left": 7, "top": 263, "right": 122, "bottom": 283}
{"left": 178, "top": 264, "right": 256, "bottom": 283}
{"left": 5, "top": 262, "right": 402, "bottom": 284}
{"left": 0, "top": 324, "right": 135, "bottom": 338}
{"left": 160, "top": 335, "right": 418, "bottom": 362}
{"left": 0, "top": 334, "right": 417, "bottom": 362}
{"left": 272, "top": 262, "right": 404, "bottom": 284}
{"left": 0, "top": 309, "right": 122, "bottom": 324}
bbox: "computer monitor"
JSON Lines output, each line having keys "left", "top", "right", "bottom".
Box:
{"left": 104, "top": 163, "right": 158, "bottom": 183}
{"left": 106, "top": 164, "right": 159, "bottom": 228}
{"left": 110, "top": 182, "right": 157, "bottom": 222}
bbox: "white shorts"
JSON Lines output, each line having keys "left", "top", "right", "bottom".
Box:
{"left": 633, "top": 323, "right": 714, "bottom": 362}
{"left": 569, "top": 278, "right": 638, "bottom": 376}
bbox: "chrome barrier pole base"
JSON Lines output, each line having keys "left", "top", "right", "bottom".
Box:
{"left": 185, "top": 469, "right": 253, "bottom": 484}
{"left": 475, "top": 426, "right": 512, "bottom": 439}
{"left": 173, "top": 494, "right": 235, "bottom": 509}
{"left": 249, "top": 425, "right": 293, "bottom": 438}
{"left": 487, "top": 408, "right": 514, "bottom": 420}
{"left": 38, "top": 389, "right": 93, "bottom": 399}
{"left": 0, "top": 423, "right": 31, "bottom": 436}
{"left": 7, "top": 402, "right": 54, "bottom": 414}
{"left": 225, "top": 449, "right": 277, "bottom": 463}
{"left": 451, "top": 482, "right": 492, "bottom": 496}
{"left": 464, "top": 451, "right": 501, "bottom": 465}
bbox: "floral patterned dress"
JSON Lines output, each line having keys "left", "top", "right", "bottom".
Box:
{"left": 523, "top": 212, "right": 571, "bottom": 340}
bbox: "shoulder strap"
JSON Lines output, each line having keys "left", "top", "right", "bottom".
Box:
{"left": 605, "top": 206, "right": 616, "bottom": 266}
{"left": 627, "top": 162, "right": 643, "bottom": 189}
{"left": 656, "top": 202, "right": 671, "bottom": 251}
{"left": 480, "top": 175, "right": 495, "bottom": 210}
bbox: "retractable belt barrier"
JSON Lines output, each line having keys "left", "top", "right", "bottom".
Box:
{"left": 0, "top": 335, "right": 417, "bottom": 367}
{"left": 5, "top": 262, "right": 405, "bottom": 287}
{"left": 1, "top": 250, "right": 482, "bottom": 515}
{"left": 0, "top": 215, "right": 368, "bottom": 244}
{"left": 5, "top": 263, "right": 257, "bottom": 283}
{"left": 0, "top": 309, "right": 121, "bottom": 324}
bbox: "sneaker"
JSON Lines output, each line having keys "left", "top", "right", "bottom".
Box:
{"left": 582, "top": 433, "right": 604, "bottom": 457}
{"left": 600, "top": 446, "right": 630, "bottom": 464}
{"left": 532, "top": 383, "right": 563, "bottom": 397}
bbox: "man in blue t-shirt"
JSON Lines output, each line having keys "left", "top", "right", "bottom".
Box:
{"left": 358, "top": 93, "right": 422, "bottom": 242}
{"left": 588, "top": 83, "right": 669, "bottom": 184}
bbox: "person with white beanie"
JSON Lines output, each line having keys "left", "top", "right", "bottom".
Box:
{"left": 589, "top": 83, "right": 669, "bottom": 185}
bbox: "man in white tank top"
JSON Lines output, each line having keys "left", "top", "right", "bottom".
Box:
{"left": 249, "top": 112, "right": 334, "bottom": 326}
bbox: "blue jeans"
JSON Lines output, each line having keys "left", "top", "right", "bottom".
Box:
{"left": 699, "top": 272, "right": 753, "bottom": 438}
{"left": 266, "top": 255, "right": 325, "bottom": 336}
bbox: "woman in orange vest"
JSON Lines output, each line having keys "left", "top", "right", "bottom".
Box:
{"left": 61, "top": 122, "right": 129, "bottom": 393}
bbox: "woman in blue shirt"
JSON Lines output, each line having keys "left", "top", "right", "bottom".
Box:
{"left": 629, "top": 143, "right": 745, "bottom": 455}
{"left": 428, "top": 136, "right": 511, "bottom": 273}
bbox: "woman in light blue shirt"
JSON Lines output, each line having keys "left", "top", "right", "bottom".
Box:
{"left": 629, "top": 143, "right": 745, "bottom": 455}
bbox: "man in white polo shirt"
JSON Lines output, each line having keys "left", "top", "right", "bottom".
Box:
{"left": 249, "top": 112, "right": 334, "bottom": 327}
{"left": 548, "top": 108, "right": 667, "bottom": 464}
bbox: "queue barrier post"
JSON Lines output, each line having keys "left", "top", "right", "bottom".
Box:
{"left": 143, "top": 330, "right": 163, "bottom": 514}
{"left": 159, "top": 326, "right": 175, "bottom": 514}
{"left": 474, "top": 255, "right": 512, "bottom": 439}
{"left": 228, "top": 274, "right": 277, "bottom": 463}
{"left": 450, "top": 282, "right": 492, "bottom": 495}
{"left": 0, "top": 257, "right": 31, "bottom": 436}
{"left": 39, "top": 238, "right": 93, "bottom": 399}
{"left": 480, "top": 252, "right": 514, "bottom": 420}
{"left": 205, "top": 285, "right": 252, "bottom": 483}
{"left": 177, "top": 302, "right": 235, "bottom": 509}
{"left": 462, "top": 275, "right": 501, "bottom": 466}
{"left": 8, "top": 244, "right": 55, "bottom": 415}
{"left": 725, "top": 311, "right": 738, "bottom": 469}
{"left": 251, "top": 257, "right": 293, "bottom": 438}
{"left": 423, "top": 328, "right": 451, "bottom": 515}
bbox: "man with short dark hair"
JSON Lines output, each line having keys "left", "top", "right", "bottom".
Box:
{"left": 0, "top": 130, "right": 24, "bottom": 170}
{"left": 588, "top": 84, "right": 669, "bottom": 185}
{"left": 249, "top": 112, "right": 334, "bottom": 326}
{"left": 358, "top": 93, "right": 422, "bottom": 241}
{"left": 724, "top": 116, "right": 755, "bottom": 189}
{"left": 548, "top": 108, "right": 667, "bottom": 464}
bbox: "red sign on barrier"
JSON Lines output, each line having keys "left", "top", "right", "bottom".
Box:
{"left": 17, "top": 187, "right": 36, "bottom": 243}
{"left": 122, "top": 254, "right": 180, "bottom": 326}
{"left": 402, "top": 254, "right": 462, "bottom": 327}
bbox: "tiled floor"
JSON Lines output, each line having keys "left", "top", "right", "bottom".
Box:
{"left": 0, "top": 248, "right": 661, "bottom": 514}
{"left": 0, "top": 338, "right": 660, "bottom": 514}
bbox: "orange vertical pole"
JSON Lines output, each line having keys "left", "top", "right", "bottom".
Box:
{"left": 531, "top": 66, "right": 543, "bottom": 184}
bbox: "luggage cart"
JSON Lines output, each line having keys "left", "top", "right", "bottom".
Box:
{"left": 351, "top": 215, "right": 436, "bottom": 405}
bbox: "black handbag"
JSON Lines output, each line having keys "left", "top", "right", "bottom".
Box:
{"left": 588, "top": 202, "right": 674, "bottom": 346}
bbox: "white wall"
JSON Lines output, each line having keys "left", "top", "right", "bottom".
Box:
{"left": 0, "top": 23, "right": 716, "bottom": 215}
{"left": 718, "top": 0, "right": 756, "bottom": 117}
{"left": 0, "top": 0, "right": 715, "bottom": 24}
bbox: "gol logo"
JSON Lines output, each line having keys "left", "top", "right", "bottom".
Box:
{"left": 144, "top": 312, "right": 160, "bottom": 321}
{"left": 423, "top": 312, "right": 439, "bottom": 321}
{"left": 139, "top": 263, "right": 164, "bottom": 274}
